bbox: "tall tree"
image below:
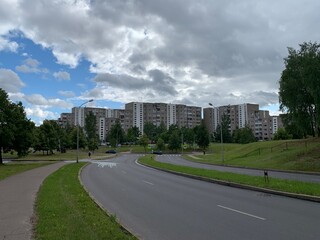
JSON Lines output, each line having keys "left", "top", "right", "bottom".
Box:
{"left": 0, "top": 89, "right": 34, "bottom": 163}
{"left": 144, "top": 122, "right": 157, "bottom": 142}
{"left": 139, "top": 134, "right": 149, "bottom": 153}
{"left": 168, "top": 130, "right": 181, "bottom": 152}
{"left": 126, "top": 126, "right": 140, "bottom": 144}
{"left": 108, "top": 120, "right": 125, "bottom": 147}
{"left": 85, "top": 111, "right": 99, "bottom": 151}
{"left": 194, "top": 121, "right": 210, "bottom": 152}
{"left": 279, "top": 42, "right": 320, "bottom": 137}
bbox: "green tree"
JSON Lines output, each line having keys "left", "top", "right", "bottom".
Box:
{"left": 126, "top": 126, "right": 140, "bottom": 144}
{"left": 85, "top": 111, "right": 99, "bottom": 151}
{"left": 108, "top": 120, "right": 125, "bottom": 147}
{"left": 0, "top": 88, "right": 35, "bottom": 163}
{"left": 214, "top": 115, "right": 232, "bottom": 143}
{"left": 144, "top": 122, "right": 157, "bottom": 142}
{"left": 139, "top": 134, "right": 149, "bottom": 153}
{"left": 279, "top": 42, "right": 320, "bottom": 137}
{"left": 168, "top": 130, "right": 181, "bottom": 152}
{"left": 194, "top": 121, "right": 210, "bottom": 152}
{"left": 233, "top": 126, "right": 256, "bottom": 144}
{"left": 273, "top": 128, "right": 293, "bottom": 140}
{"left": 156, "top": 137, "right": 165, "bottom": 151}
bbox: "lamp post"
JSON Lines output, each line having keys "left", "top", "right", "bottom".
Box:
{"left": 208, "top": 103, "right": 224, "bottom": 163}
{"left": 76, "top": 99, "right": 93, "bottom": 163}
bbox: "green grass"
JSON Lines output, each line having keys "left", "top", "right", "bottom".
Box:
{"left": 185, "top": 139, "right": 320, "bottom": 172}
{"left": 0, "top": 163, "right": 51, "bottom": 181}
{"left": 34, "top": 163, "right": 137, "bottom": 240}
{"left": 139, "top": 155, "right": 320, "bottom": 197}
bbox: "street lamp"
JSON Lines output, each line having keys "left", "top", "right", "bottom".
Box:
{"left": 208, "top": 103, "right": 224, "bottom": 163}
{"left": 76, "top": 99, "right": 94, "bottom": 163}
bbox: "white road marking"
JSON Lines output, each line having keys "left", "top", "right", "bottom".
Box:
{"left": 94, "top": 162, "right": 118, "bottom": 168}
{"left": 217, "top": 205, "right": 266, "bottom": 221}
{"left": 122, "top": 170, "right": 127, "bottom": 174}
{"left": 142, "top": 180, "right": 154, "bottom": 186}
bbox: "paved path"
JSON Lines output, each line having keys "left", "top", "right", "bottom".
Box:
{"left": 0, "top": 162, "right": 66, "bottom": 240}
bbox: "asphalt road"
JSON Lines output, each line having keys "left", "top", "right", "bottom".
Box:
{"left": 81, "top": 154, "right": 320, "bottom": 240}
{"left": 156, "top": 154, "right": 320, "bottom": 183}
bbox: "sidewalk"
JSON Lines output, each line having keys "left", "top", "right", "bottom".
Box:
{"left": 0, "top": 162, "right": 66, "bottom": 240}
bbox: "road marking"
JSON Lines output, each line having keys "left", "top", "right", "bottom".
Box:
{"left": 142, "top": 180, "right": 154, "bottom": 186}
{"left": 217, "top": 205, "right": 266, "bottom": 221}
{"left": 121, "top": 170, "right": 127, "bottom": 174}
{"left": 94, "top": 162, "right": 117, "bottom": 168}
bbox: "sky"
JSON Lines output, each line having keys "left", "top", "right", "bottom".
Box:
{"left": 1, "top": 0, "right": 320, "bottom": 125}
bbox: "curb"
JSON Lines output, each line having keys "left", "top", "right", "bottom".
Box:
{"left": 139, "top": 161, "right": 320, "bottom": 203}
{"left": 78, "top": 162, "right": 139, "bottom": 239}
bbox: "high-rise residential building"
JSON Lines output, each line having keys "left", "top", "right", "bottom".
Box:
{"left": 204, "top": 103, "right": 280, "bottom": 140}
{"left": 57, "top": 113, "right": 73, "bottom": 128}
{"left": 125, "top": 102, "right": 144, "bottom": 134}
{"left": 175, "top": 104, "right": 201, "bottom": 129}
{"left": 167, "top": 104, "right": 177, "bottom": 128}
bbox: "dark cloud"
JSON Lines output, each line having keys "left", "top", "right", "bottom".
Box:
{"left": 94, "top": 69, "right": 178, "bottom": 96}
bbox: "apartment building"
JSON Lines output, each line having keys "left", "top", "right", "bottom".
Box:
{"left": 204, "top": 103, "right": 280, "bottom": 140}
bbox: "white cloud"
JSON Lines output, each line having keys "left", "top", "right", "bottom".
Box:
{"left": 25, "top": 106, "right": 58, "bottom": 125}
{"left": 1, "top": 0, "right": 320, "bottom": 115}
{"left": 24, "top": 94, "right": 73, "bottom": 109}
{"left": 0, "top": 37, "right": 18, "bottom": 52}
{"left": 15, "top": 57, "right": 48, "bottom": 73}
{"left": 58, "top": 90, "right": 75, "bottom": 97}
{"left": 0, "top": 68, "right": 25, "bottom": 93}
{"left": 54, "top": 71, "right": 71, "bottom": 81}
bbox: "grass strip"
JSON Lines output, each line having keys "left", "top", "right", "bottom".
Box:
{"left": 139, "top": 155, "right": 320, "bottom": 197}
{"left": 0, "top": 163, "right": 51, "bottom": 181}
{"left": 34, "top": 163, "right": 137, "bottom": 240}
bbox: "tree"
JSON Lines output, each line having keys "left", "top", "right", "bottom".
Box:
{"left": 126, "top": 126, "right": 140, "bottom": 144}
{"left": 85, "top": 111, "right": 99, "bottom": 152}
{"left": 194, "top": 121, "right": 210, "bottom": 152}
{"left": 214, "top": 114, "right": 232, "bottom": 143}
{"left": 108, "top": 120, "right": 125, "bottom": 147}
{"left": 233, "top": 126, "right": 256, "bottom": 144}
{"left": 0, "top": 88, "right": 34, "bottom": 163}
{"left": 168, "top": 130, "right": 181, "bottom": 152}
{"left": 144, "top": 122, "right": 157, "bottom": 142}
{"left": 156, "top": 137, "right": 165, "bottom": 151}
{"left": 273, "top": 128, "right": 293, "bottom": 140}
{"left": 279, "top": 42, "right": 320, "bottom": 137}
{"left": 36, "top": 120, "right": 61, "bottom": 155}
{"left": 139, "top": 134, "right": 149, "bottom": 153}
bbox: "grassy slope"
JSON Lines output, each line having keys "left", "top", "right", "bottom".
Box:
{"left": 139, "top": 155, "right": 320, "bottom": 197}
{"left": 186, "top": 139, "right": 320, "bottom": 172}
{"left": 34, "top": 163, "right": 136, "bottom": 240}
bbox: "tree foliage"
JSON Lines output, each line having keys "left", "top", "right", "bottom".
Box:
{"left": 108, "top": 120, "right": 125, "bottom": 147}
{"left": 0, "top": 88, "right": 35, "bottom": 163}
{"left": 233, "top": 126, "right": 256, "bottom": 144}
{"left": 85, "top": 111, "right": 99, "bottom": 151}
{"left": 279, "top": 42, "right": 320, "bottom": 137}
{"left": 194, "top": 121, "right": 210, "bottom": 151}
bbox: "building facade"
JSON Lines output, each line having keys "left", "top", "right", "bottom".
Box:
{"left": 204, "top": 103, "right": 282, "bottom": 141}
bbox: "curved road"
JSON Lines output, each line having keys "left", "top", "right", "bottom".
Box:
{"left": 81, "top": 154, "right": 320, "bottom": 240}
{"left": 156, "top": 154, "right": 320, "bottom": 183}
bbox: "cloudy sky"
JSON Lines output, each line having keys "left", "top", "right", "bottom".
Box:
{"left": 1, "top": 0, "right": 319, "bottom": 125}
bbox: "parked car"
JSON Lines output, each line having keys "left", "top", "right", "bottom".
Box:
{"left": 152, "top": 150, "right": 162, "bottom": 155}
{"left": 106, "top": 149, "right": 117, "bottom": 154}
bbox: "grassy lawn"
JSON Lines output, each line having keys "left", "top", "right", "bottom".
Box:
{"left": 34, "top": 163, "right": 137, "bottom": 240}
{"left": 139, "top": 155, "right": 320, "bottom": 197}
{"left": 185, "top": 139, "right": 320, "bottom": 172}
{"left": 0, "top": 163, "right": 52, "bottom": 181}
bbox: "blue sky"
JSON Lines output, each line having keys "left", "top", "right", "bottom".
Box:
{"left": 1, "top": 0, "right": 320, "bottom": 125}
